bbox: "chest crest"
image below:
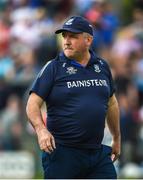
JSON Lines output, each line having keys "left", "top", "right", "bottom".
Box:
{"left": 94, "top": 64, "right": 101, "bottom": 73}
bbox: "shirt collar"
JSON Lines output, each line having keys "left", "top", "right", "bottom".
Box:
{"left": 59, "top": 50, "right": 98, "bottom": 67}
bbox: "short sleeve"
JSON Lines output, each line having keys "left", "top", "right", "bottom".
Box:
{"left": 103, "top": 60, "right": 115, "bottom": 97}
{"left": 30, "top": 60, "right": 56, "bottom": 100}
{"left": 108, "top": 68, "right": 115, "bottom": 97}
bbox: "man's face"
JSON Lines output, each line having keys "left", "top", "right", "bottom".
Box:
{"left": 62, "top": 31, "right": 89, "bottom": 60}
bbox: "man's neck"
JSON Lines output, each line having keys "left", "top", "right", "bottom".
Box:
{"left": 75, "top": 51, "right": 91, "bottom": 66}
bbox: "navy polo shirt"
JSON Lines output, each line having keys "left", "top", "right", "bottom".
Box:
{"left": 30, "top": 51, "right": 115, "bottom": 149}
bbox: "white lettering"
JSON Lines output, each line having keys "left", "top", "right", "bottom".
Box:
{"left": 86, "top": 80, "right": 91, "bottom": 87}
{"left": 94, "top": 79, "right": 99, "bottom": 86}
{"left": 67, "top": 79, "right": 108, "bottom": 88}
{"left": 72, "top": 81, "right": 77, "bottom": 88}
{"left": 90, "top": 79, "right": 95, "bottom": 86}
{"left": 102, "top": 80, "right": 108, "bottom": 86}
{"left": 99, "top": 80, "right": 103, "bottom": 86}
{"left": 78, "top": 81, "right": 85, "bottom": 87}
{"left": 67, "top": 82, "right": 71, "bottom": 88}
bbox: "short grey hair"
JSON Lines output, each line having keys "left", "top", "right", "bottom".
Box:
{"left": 83, "top": 32, "right": 93, "bottom": 39}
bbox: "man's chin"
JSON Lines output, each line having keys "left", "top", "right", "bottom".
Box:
{"left": 64, "top": 52, "right": 74, "bottom": 59}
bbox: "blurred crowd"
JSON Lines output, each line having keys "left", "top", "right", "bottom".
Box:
{"left": 0, "top": 0, "right": 143, "bottom": 178}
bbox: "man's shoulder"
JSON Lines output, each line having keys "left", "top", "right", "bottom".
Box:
{"left": 95, "top": 55, "right": 107, "bottom": 64}
{"left": 47, "top": 54, "right": 64, "bottom": 66}
{"left": 42, "top": 55, "right": 60, "bottom": 68}
{"left": 96, "top": 56, "right": 110, "bottom": 69}
{"left": 38, "top": 56, "right": 60, "bottom": 77}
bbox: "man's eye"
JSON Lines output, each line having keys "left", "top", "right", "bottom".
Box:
{"left": 62, "top": 33, "right": 65, "bottom": 37}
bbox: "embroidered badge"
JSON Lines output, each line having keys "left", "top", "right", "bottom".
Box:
{"left": 66, "top": 66, "right": 77, "bottom": 75}
{"left": 94, "top": 64, "right": 101, "bottom": 73}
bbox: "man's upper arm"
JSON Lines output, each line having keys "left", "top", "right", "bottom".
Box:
{"left": 108, "top": 94, "right": 118, "bottom": 108}
{"left": 27, "top": 92, "right": 44, "bottom": 109}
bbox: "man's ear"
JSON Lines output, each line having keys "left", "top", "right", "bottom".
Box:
{"left": 85, "top": 36, "right": 93, "bottom": 47}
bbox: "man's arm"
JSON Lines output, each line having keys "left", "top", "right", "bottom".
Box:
{"left": 26, "top": 93, "right": 56, "bottom": 153}
{"left": 106, "top": 94, "right": 121, "bottom": 162}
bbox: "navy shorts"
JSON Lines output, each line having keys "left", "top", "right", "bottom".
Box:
{"left": 42, "top": 144, "right": 117, "bottom": 179}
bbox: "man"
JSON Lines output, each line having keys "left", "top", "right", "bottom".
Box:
{"left": 26, "top": 16, "right": 120, "bottom": 179}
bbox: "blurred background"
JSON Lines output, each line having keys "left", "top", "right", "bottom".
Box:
{"left": 0, "top": 0, "right": 143, "bottom": 178}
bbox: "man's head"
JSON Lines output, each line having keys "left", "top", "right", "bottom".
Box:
{"left": 55, "top": 16, "right": 93, "bottom": 60}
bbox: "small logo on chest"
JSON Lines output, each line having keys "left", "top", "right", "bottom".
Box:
{"left": 66, "top": 66, "right": 77, "bottom": 75}
{"left": 94, "top": 64, "right": 101, "bottom": 73}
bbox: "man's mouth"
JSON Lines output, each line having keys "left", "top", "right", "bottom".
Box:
{"left": 64, "top": 47, "right": 73, "bottom": 50}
